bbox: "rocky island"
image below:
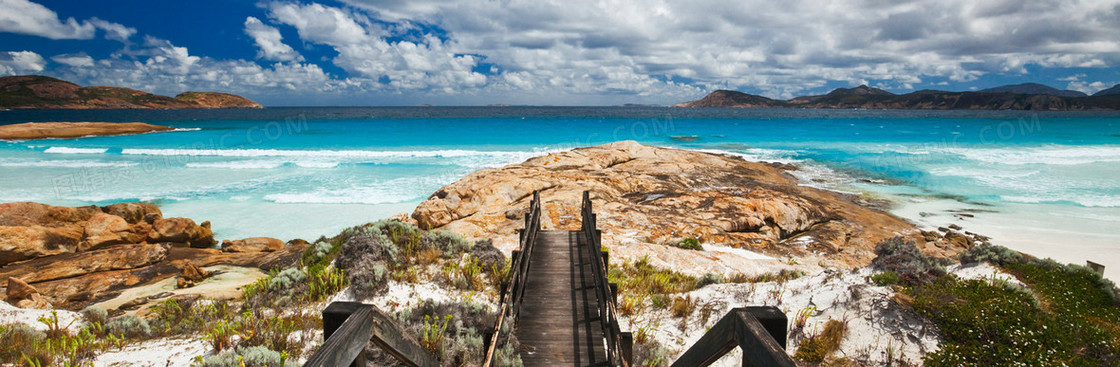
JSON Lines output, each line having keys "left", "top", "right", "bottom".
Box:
{"left": 0, "top": 121, "right": 176, "bottom": 140}
{"left": 0, "top": 75, "right": 262, "bottom": 109}
{"left": 674, "top": 83, "right": 1120, "bottom": 110}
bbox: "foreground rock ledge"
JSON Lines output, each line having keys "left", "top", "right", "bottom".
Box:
{"left": 0, "top": 122, "right": 175, "bottom": 140}
{"left": 413, "top": 141, "right": 950, "bottom": 268}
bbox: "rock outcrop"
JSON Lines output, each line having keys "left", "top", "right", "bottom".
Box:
{"left": 149, "top": 218, "right": 215, "bottom": 248}
{"left": 0, "top": 122, "right": 176, "bottom": 141}
{"left": 0, "top": 202, "right": 305, "bottom": 309}
{"left": 0, "top": 75, "right": 262, "bottom": 109}
{"left": 412, "top": 141, "right": 925, "bottom": 268}
{"left": 221, "top": 237, "right": 285, "bottom": 253}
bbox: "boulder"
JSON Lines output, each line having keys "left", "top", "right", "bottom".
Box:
{"left": 177, "top": 262, "right": 209, "bottom": 288}
{"left": 6, "top": 276, "right": 38, "bottom": 301}
{"left": 17, "top": 293, "right": 52, "bottom": 309}
{"left": 81, "top": 212, "right": 147, "bottom": 251}
{"left": 101, "top": 202, "right": 162, "bottom": 224}
{"left": 149, "top": 217, "right": 215, "bottom": 248}
{"left": 412, "top": 141, "right": 919, "bottom": 266}
{"left": 0, "top": 225, "right": 83, "bottom": 266}
{"left": 221, "top": 237, "right": 285, "bottom": 253}
{"left": 0, "top": 202, "right": 100, "bottom": 227}
{"left": 0, "top": 243, "right": 169, "bottom": 284}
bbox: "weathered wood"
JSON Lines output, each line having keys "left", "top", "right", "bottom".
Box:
{"left": 516, "top": 230, "right": 609, "bottom": 366}
{"left": 305, "top": 302, "right": 438, "bottom": 367}
{"left": 669, "top": 307, "right": 795, "bottom": 367}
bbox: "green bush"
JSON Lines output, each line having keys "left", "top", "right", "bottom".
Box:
{"left": 424, "top": 229, "right": 473, "bottom": 257}
{"left": 669, "top": 237, "right": 703, "bottom": 251}
{"left": 82, "top": 305, "right": 109, "bottom": 326}
{"left": 870, "top": 270, "right": 900, "bottom": 286}
{"left": 200, "top": 346, "right": 291, "bottom": 367}
{"left": 911, "top": 259, "right": 1120, "bottom": 366}
{"left": 268, "top": 268, "right": 307, "bottom": 293}
{"left": 694, "top": 273, "right": 725, "bottom": 288}
{"left": 794, "top": 319, "right": 847, "bottom": 363}
{"left": 0, "top": 324, "right": 46, "bottom": 362}
{"left": 958, "top": 244, "right": 1024, "bottom": 266}
{"left": 105, "top": 314, "right": 151, "bottom": 339}
{"left": 871, "top": 236, "right": 944, "bottom": 285}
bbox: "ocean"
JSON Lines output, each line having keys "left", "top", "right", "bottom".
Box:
{"left": 3, "top": 107, "right": 1118, "bottom": 275}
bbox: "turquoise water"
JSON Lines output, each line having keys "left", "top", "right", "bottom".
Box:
{"left": 2, "top": 107, "right": 1119, "bottom": 273}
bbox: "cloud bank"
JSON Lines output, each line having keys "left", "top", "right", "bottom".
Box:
{"left": 1, "top": 0, "right": 1118, "bottom": 104}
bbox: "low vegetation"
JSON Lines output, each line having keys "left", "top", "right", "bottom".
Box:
{"left": 876, "top": 240, "right": 1120, "bottom": 366}
{"left": 794, "top": 319, "right": 847, "bottom": 363}
{"left": 0, "top": 219, "right": 515, "bottom": 366}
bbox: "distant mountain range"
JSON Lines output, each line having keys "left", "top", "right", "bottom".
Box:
{"left": 0, "top": 75, "right": 262, "bottom": 109}
{"left": 674, "top": 83, "right": 1120, "bottom": 110}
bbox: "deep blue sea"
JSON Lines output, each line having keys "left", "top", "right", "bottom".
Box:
{"left": 3, "top": 107, "right": 1119, "bottom": 274}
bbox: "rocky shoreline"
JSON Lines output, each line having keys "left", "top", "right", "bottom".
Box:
{"left": 0, "top": 202, "right": 306, "bottom": 312}
{"left": 0, "top": 121, "right": 177, "bottom": 140}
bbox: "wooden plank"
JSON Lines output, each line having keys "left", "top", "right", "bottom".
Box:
{"left": 516, "top": 230, "right": 608, "bottom": 367}
{"left": 305, "top": 302, "right": 438, "bottom": 367}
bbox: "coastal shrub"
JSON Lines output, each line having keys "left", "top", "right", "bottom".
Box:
{"left": 375, "top": 300, "right": 502, "bottom": 366}
{"left": 727, "top": 269, "right": 806, "bottom": 284}
{"left": 0, "top": 324, "right": 45, "bottom": 362}
{"left": 82, "top": 305, "right": 109, "bottom": 327}
{"left": 958, "top": 244, "right": 1024, "bottom": 266}
{"left": 301, "top": 239, "right": 336, "bottom": 267}
{"left": 668, "top": 237, "right": 703, "bottom": 251}
{"left": 870, "top": 270, "right": 901, "bottom": 286}
{"left": 424, "top": 229, "right": 473, "bottom": 257}
{"left": 794, "top": 319, "right": 847, "bottom": 363}
{"left": 105, "top": 314, "right": 151, "bottom": 339}
{"left": 633, "top": 339, "right": 670, "bottom": 367}
{"left": 470, "top": 239, "right": 506, "bottom": 270}
{"left": 609, "top": 255, "right": 700, "bottom": 297}
{"left": 305, "top": 265, "right": 348, "bottom": 301}
{"left": 200, "top": 346, "right": 290, "bottom": 367}
{"left": 268, "top": 267, "right": 307, "bottom": 293}
{"left": 337, "top": 232, "right": 393, "bottom": 298}
{"left": 871, "top": 236, "right": 944, "bottom": 285}
{"left": 669, "top": 295, "right": 696, "bottom": 319}
{"left": 694, "top": 273, "right": 725, "bottom": 288}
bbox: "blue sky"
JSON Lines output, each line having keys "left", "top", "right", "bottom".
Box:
{"left": 1, "top": 0, "right": 1119, "bottom": 106}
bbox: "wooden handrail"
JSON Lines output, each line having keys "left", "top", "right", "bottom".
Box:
{"left": 482, "top": 190, "right": 541, "bottom": 366}
{"left": 581, "top": 190, "right": 632, "bottom": 367}
{"left": 304, "top": 302, "right": 438, "bottom": 367}
{"left": 670, "top": 307, "right": 795, "bottom": 367}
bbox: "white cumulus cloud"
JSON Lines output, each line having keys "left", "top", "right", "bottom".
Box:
{"left": 0, "top": 0, "right": 96, "bottom": 39}
{"left": 0, "top": 51, "right": 47, "bottom": 75}
{"left": 50, "top": 53, "right": 94, "bottom": 67}
{"left": 244, "top": 17, "right": 303, "bottom": 62}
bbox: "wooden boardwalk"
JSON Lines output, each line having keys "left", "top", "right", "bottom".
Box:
{"left": 515, "top": 230, "right": 609, "bottom": 366}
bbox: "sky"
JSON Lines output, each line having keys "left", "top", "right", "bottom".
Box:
{"left": 1, "top": 0, "right": 1119, "bottom": 106}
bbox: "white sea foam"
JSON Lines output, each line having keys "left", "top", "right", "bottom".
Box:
{"left": 121, "top": 148, "right": 540, "bottom": 159}
{"left": 697, "top": 148, "right": 802, "bottom": 164}
{"left": 44, "top": 147, "right": 109, "bottom": 154}
{"left": 0, "top": 159, "right": 137, "bottom": 168}
{"left": 938, "top": 145, "right": 1120, "bottom": 166}
{"left": 263, "top": 176, "right": 448, "bottom": 204}
{"left": 185, "top": 161, "right": 287, "bottom": 169}
{"left": 1000, "top": 194, "right": 1120, "bottom": 208}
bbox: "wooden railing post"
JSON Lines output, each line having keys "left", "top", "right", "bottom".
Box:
{"left": 670, "top": 307, "right": 794, "bottom": 367}
{"left": 306, "top": 302, "right": 438, "bottom": 367}
{"left": 322, "top": 302, "right": 367, "bottom": 367}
